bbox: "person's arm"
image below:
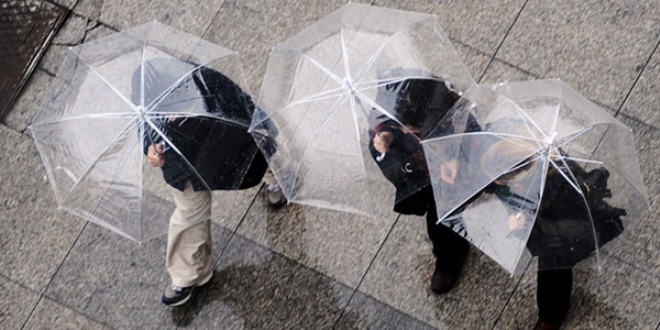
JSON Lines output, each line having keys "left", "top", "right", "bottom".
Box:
{"left": 485, "top": 184, "right": 534, "bottom": 231}
{"left": 439, "top": 159, "right": 459, "bottom": 185}
{"left": 147, "top": 143, "right": 165, "bottom": 167}
{"left": 142, "top": 119, "right": 169, "bottom": 167}
{"left": 370, "top": 120, "right": 399, "bottom": 161}
{"left": 373, "top": 131, "right": 394, "bottom": 154}
{"left": 435, "top": 112, "right": 483, "bottom": 185}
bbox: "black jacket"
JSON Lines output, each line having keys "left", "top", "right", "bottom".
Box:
{"left": 486, "top": 161, "right": 624, "bottom": 268}
{"left": 135, "top": 59, "right": 267, "bottom": 191}
{"left": 367, "top": 78, "right": 479, "bottom": 215}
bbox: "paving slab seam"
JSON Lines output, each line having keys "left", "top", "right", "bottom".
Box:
{"left": 0, "top": 274, "right": 42, "bottom": 330}
{"left": 0, "top": 273, "right": 42, "bottom": 299}
{"left": 477, "top": 0, "right": 530, "bottom": 83}
{"left": 335, "top": 287, "right": 448, "bottom": 330}
{"left": 481, "top": 57, "right": 542, "bottom": 82}
{"left": 197, "top": 0, "right": 228, "bottom": 50}
{"left": 209, "top": 183, "right": 265, "bottom": 271}
{"left": 607, "top": 253, "right": 660, "bottom": 281}
{"left": 489, "top": 259, "right": 533, "bottom": 330}
{"left": 214, "top": 222, "right": 356, "bottom": 285}
{"left": 27, "top": 295, "right": 118, "bottom": 330}
{"left": 614, "top": 38, "right": 660, "bottom": 118}
{"left": 0, "top": 122, "right": 27, "bottom": 135}
{"left": 18, "top": 222, "right": 88, "bottom": 330}
{"left": 172, "top": 229, "right": 358, "bottom": 328}
{"left": 167, "top": 212, "right": 408, "bottom": 328}
{"left": 172, "top": 183, "right": 263, "bottom": 327}
{"left": 46, "top": 12, "right": 106, "bottom": 52}
{"left": 330, "top": 214, "right": 429, "bottom": 329}
{"left": 616, "top": 112, "right": 660, "bottom": 134}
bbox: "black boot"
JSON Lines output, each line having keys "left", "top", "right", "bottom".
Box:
{"left": 430, "top": 255, "right": 465, "bottom": 294}
{"left": 426, "top": 197, "right": 470, "bottom": 294}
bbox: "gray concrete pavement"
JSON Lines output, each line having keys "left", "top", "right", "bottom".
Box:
{"left": 1, "top": 0, "right": 659, "bottom": 329}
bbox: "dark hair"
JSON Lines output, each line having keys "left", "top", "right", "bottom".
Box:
{"left": 387, "top": 78, "right": 460, "bottom": 130}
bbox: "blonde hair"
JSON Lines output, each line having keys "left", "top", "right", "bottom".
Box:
{"left": 481, "top": 138, "right": 539, "bottom": 182}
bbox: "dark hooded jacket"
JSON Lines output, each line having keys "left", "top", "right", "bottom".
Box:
{"left": 134, "top": 58, "right": 267, "bottom": 191}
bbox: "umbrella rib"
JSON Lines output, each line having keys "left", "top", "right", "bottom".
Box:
{"left": 301, "top": 54, "right": 345, "bottom": 87}
{"left": 550, "top": 155, "right": 604, "bottom": 266}
{"left": 267, "top": 54, "right": 346, "bottom": 146}
{"left": 143, "top": 56, "right": 241, "bottom": 115}
{"left": 351, "top": 27, "right": 409, "bottom": 84}
{"left": 421, "top": 131, "right": 539, "bottom": 145}
{"left": 68, "top": 48, "right": 140, "bottom": 113}
{"left": 548, "top": 157, "right": 583, "bottom": 197}
{"left": 283, "top": 87, "right": 348, "bottom": 108}
{"left": 352, "top": 75, "right": 433, "bottom": 91}
{"left": 63, "top": 116, "right": 140, "bottom": 199}
{"left": 347, "top": 88, "right": 378, "bottom": 212}
{"left": 550, "top": 92, "right": 562, "bottom": 145}
{"left": 291, "top": 94, "right": 351, "bottom": 191}
{"left": 352, "top": 87, "right": 422, "bottom": 142}
{"left": 140, "top": 39, "right": 146, "bottom": 111}
{"left": 352, "top": 17, "right": 437, "bottom": 85}
{"left": 560, "top": 156, "right": 603, "bottom": 165}
{"left": 29, "top": 112, "right": 139, "bottom": 127}
{"left": 554, "top": 125, "right": 593, "bottom": 149}
{"left": 250, "top": 88, "right": 349, "bottom": 130}
{"left": 148, "top": 111, "right": 251, "bottom": 129}
{"left": 31, "top": 109, "right": 239, "bottom": 130}
{"left": 510, "top": 100, "right": 551, "bottom": 146}
{"left": 340, "top": 28, "right": 352, "bottom": 82}
{"left": 144, "top": 63, "right": 205, "bottom": 113}
{"left": 553, "top": 122, "right": 648, "bottom": 204}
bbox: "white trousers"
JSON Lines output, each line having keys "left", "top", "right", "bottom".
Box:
{"left": 166, "top": 181, "right": 212, "bottom": 287}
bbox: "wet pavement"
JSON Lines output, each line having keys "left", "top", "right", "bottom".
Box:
{"left": 1, "top": 0, "right": 659, "bottom": 329}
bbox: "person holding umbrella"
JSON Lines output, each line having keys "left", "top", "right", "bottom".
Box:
{"left": 369, "top": 77, "right": 481, "bottom": 293}
{"left": 422, "top": 79, "right": 647, "bottom": 329}
{"left": 137, "top": 58, "right": 271, "bottom": 306}
{"left": 479, "top": 135, "right": 625, "bottom": 330}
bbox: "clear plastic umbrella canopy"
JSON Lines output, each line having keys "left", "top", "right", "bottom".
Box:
{"left": 29, "top": 21, "right": 260, "bottom": 242}
{"left": 250, "top": 3, "right": 474, "bottom": 216}
{"left": 422, "top": 79, "right": 650, "bottom": 274}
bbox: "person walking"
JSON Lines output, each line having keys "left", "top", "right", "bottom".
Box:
{"left": 480, "top": 138, "right": 625, "bottom": 330}
{"left": 137, "top": 58, "right": 272, "bottom": 306}
{"left": 369, "top": 77, "right": 480, "bottom": 293}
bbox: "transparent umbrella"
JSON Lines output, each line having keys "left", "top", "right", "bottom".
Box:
{"left": 249, "top": 3, "right": 474, "bottom": 216}
{"left": 29, "top": 22, "right": 264, "bottom": 242}
{"left": 422, "top": 79, "right": 650, "bottom": 274}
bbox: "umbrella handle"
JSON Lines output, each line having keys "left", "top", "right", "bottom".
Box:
{"left": 376, "top": 153, "right": 386, "bottom": 162}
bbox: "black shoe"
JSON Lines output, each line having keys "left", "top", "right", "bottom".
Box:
{"left": 430, "top": 260, "right": 464, "bottom": 294}
{"left": 161, "top": 273, "right": 212, "bottom": 307}
{"left": 161, "top": 284, "right": 194, "bottom": 306}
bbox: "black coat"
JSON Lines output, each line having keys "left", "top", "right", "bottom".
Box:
{"left": 367, "top": 77, "right": 479, "bottom": 215}
{"left": 135, "top": 59, "right": 267, "bottom": 191}
{"left": 486, "top": 161, "right": 624, "bottom": 268}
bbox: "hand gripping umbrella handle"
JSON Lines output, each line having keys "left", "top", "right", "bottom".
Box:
{"left": 376, "top": 153, "right": 386, "bottom": 162}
